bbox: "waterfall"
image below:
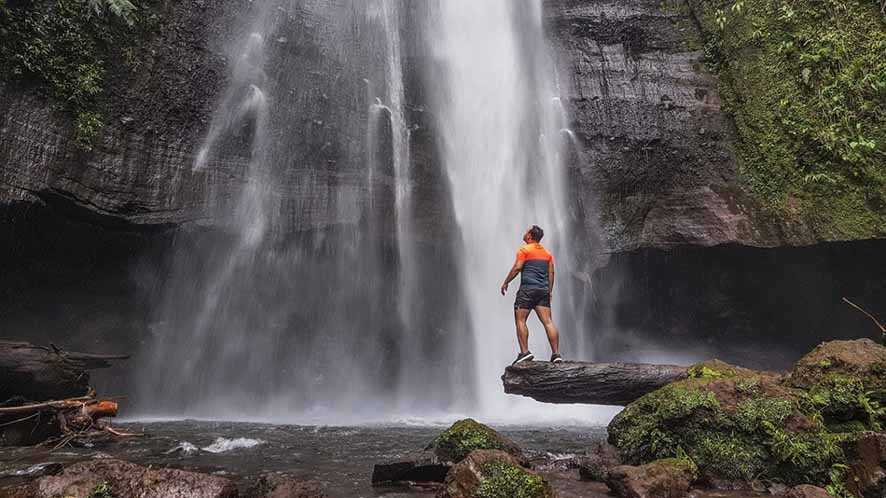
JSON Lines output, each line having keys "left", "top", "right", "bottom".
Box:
{"left": 426, "top": 0, "right": 595, "bottom": 419}
{"left": 136, "top": 0, "right": 608, "bottom": 423}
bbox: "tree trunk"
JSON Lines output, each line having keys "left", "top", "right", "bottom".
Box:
{"left": 0, "top": 341, "right": 129, "bottom": 402}
{"left": 501, "top": 361, "right": 689, "bottom": 406}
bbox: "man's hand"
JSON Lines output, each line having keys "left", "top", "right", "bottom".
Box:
{"left": 500, "top": 282, "right": 508, "bottom": 296}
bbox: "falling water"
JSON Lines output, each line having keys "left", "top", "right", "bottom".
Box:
{"left": 136, "top": 0, "right": 605, "bottom": 423}
{"left": 427, "top": 0, "right": 593, "bottom": 418}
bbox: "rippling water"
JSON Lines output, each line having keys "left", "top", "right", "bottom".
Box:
{"left": 0, "top": 421, "right": 608, "bottom": 497}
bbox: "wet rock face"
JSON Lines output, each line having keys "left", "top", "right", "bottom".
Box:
{"left": 0, "top": 0, "right": 371, "bottom": 229}
{"left": 544, "top": 0, "right": 792, "bottom": 253}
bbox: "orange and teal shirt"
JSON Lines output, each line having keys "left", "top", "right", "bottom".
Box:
{"left": 516, "top": 243, "right": 554, "bottom": 290}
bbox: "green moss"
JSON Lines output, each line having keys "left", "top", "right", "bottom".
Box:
{"left": 608, "top": 382, "right": 721, "bottom": 463}
{"left": 476, "top": 461, "right": 549, "bottom": 498}
{"left": 688, "top": 359, "right": 756, "bottom": 380}
{"left": 609, "top": 375, "right": 849, "bottom": 484}
{"left": 694, "top": 431, "right": 768, "bottom": 480}
{"left": 88, "top": 481, "right": 115, "bottom": 498}
{"left": 431, "top": 419, "right": 517, "bottom": 463}
{"left": 651, "top": 456, "right": 700, "bottom": 480}
{"left": 687, "top": 0, "right": 886, "bottom": 238}
{"left": 0, "top": 0, "right": 158, "bottom": 148}
{"left": 688, "top": 365, "right": 725, "bottom": 379}
{"left": 762, "top": 421, "right": 847, "bottom": 482}
{"left": 803, "top": 373, "right": 884, "bottom": 431}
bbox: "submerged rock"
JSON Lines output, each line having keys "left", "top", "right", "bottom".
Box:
{"left": 438, "top": 449, "right": 554, "bottom": 498}
{"left": 783, "top": 485, "right": 832, "bottom": 498}
{"left": 605, "top": 459, "right": 697, "bottom": 498}
{"left": 427, "top": 419, "right": 524, "bottom": 464}
{"left": 31, "top": 459, "right": 238, "bottom": 498}
{"left": 244, "top": 473, "right": 328, "bottom": 498}
{"left": 371, "top": 450, "right": 449, "bottom": 487}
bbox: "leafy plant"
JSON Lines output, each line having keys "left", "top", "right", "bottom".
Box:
{"left": 0, "top": 0, "right": 154, "bottom": 147}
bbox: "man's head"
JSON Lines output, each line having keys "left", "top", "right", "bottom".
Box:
{"left": 523, "top": 225, "right": 544, "bottom": 243}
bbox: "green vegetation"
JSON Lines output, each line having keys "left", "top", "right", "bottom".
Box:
{"left": 608, "top": 359, "right": 870, "bottom": 485}
{"left": 476, "top": 461, "right": 550, "bottom": 498}
{"left": 88, "top": 481, "right": 115, "bottom": 498}
{"left": 431, "top": 419, "right": 520, "bottom": 463}
{"left": 0, "top": 0, "right": 156, "bottom": 148}
{"left": 687, "top": 0, "right": 886, "bottom": 238}
{"left": 651, "top": 456, "right": 699, "bottom": 480}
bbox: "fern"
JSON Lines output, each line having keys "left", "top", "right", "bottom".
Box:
{"left": 84, "top": 0, "right": 137, "bottom": 25}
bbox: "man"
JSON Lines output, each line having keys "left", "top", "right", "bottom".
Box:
{"left": 500, "top": 225, "right": 562, "bottom": 365}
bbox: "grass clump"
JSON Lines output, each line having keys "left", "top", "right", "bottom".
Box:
{"left": 476, "top": 461, "right": 550, "bottom": 498}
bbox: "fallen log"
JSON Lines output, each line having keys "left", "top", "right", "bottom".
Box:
{"left": 0, "top": 341, "right": 129, "bottom": 402}
{"left": 501, "top": 361, "right": 689, "bottom": 406}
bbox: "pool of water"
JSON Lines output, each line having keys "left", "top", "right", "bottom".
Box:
{"left": 0, "top": 421, "right": 609, "bottom": 497}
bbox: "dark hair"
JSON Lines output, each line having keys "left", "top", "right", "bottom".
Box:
{"left": 529, "top": 225, "right": 544, "bottom": 242}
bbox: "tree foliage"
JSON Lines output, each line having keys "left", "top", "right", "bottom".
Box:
{"left": 0, "top": 0, "right": 151, "bottom": 148}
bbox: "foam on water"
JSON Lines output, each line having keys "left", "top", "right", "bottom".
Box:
{"left": 201, "top": 437, "right": 266, "bottom": 454}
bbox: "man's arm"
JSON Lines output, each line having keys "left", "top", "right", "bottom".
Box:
{"left": 548, "top": 259, "right": 555, "bottom": 296}
{"left": 500, "top": 258, "right": 524, "bottom": 295}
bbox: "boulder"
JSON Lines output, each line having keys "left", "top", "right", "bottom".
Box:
{"left": 371, "top": 451, "right": 449, "bottom": 487}
{"left": 577, "top": 442, "right": 621, "bottom": 481}
{"left": 428, "top": 419, "right": 524, "bottom": 464}
{"left": 33, "top": 459, "right": 237, "bottom": 498}
{"left": 787, "top": 339, "right": 886, "bottom": 391}
{"left": 244, "top": 473, "right": 327, "bottom": 498}
{"left": 786, "top": 340, "right": 886, "bottom": 432}
{"left": 605, "top": 459, "right": 697, "bottom": 498}
{"left": 438, "top": 450, "right": 555, "bottom": 498}
{"left": 783, "top": 485, "right": 832, "bottom": 498}
{"left": 846, "top": 432, "right": 886, "bottom": 498}
{"left": 608, "top": 341, "right": 886, "bottom": 486}
{"left": 608, "top": 359, "right": 840, "bottom": 484}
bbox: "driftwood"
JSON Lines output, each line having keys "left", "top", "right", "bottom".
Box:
{"left": 502, "top": 361, "right": 689, "bottom": 406}
{"left": 0, "top": 341, "right": 129, "bottom": 402}
{"left": 0, "top": 393, "right": 134, "bottom": 446}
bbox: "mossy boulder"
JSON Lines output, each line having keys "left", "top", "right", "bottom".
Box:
{"left": 788, "top": 339, "right": 886, "bottom": 391}
{"left": 429, "top": 419, "right": 524, "bottom": 464}
{"left": 789, "top": 339, "right": 886, "bottom": 432}
{"left": 608, "top": 359, "right": 844, "bottom": 484}
{"left": 439, "top": 449, "right": 555, "bottom": 498}
{"left": 609, "top": 341, "right": 886, "bottom": 489}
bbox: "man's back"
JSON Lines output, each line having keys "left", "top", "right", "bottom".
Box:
{"left": 517, "top": 243, "right": 553, "bottom": 290}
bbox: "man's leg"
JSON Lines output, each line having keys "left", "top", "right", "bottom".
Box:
{"left": 534, "top": 306, "right": 560, "bottom": 355}
{"left": 514, "top": 308, "right": 531, "bottom": 353}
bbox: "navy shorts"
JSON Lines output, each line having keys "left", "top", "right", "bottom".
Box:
{"left": 514, "top": 287, "right": 551, "bottom": 310}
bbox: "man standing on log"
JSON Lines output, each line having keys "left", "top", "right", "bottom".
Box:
{"left": 500, "top": 225, "right": 563, "bottom": 365}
